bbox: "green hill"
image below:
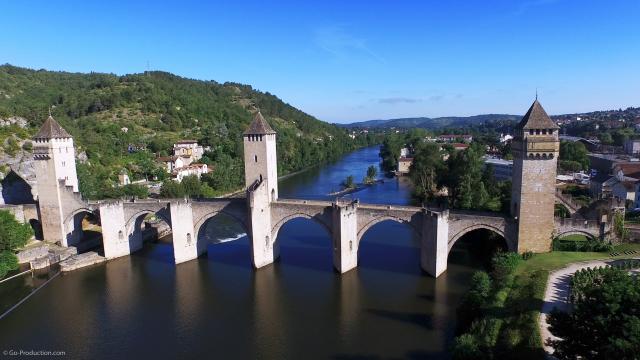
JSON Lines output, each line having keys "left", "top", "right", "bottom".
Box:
{"left": 0, "top": 64, "right": 376, "bottom": 198}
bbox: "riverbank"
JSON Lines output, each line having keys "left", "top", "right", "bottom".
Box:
{"left": 469, "top": 244, "right": 640, "bottom": 359}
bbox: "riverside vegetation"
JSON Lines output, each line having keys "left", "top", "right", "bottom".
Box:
{"left": 379, "top": 129, "right": 511, "bottom": 212}
{"left": 0, "top": 210, "right": 33, "bottom": 279}
{"left": 451, "top": 243, "right": 640, "bottom": 360}
{"left": 0, "top": 64, "right": 380, "bottom": 200}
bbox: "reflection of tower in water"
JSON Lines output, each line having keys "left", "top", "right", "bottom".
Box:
{"left": 338, "top": 269, "right": 361, "bottom": 342}
{"left": 252, "top": 266, "right": 288, "bottom": 358}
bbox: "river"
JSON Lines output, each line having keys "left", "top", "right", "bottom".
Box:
{"left": 0, "top": 146, "right": 493, "bottom": 359}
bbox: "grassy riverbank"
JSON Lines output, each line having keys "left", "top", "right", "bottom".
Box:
{"left": 454, "top": 243, "right": 640, "bottom": 359}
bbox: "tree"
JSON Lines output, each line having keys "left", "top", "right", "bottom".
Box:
{"left": 410, "top": 142, "right": 445, "bottom": 203}
{"left": 0, "top": 210, "right": 33, "bottom": 278}
{"left": 160, "top": 180, "right": 185, "bottom": 198}
{"left": 548, "top": 267, "right": 640, "bottom": 359}
{"left": 366, "top": 165, "right": 377, "bottom": 179}
{"left": 181, "top": 175, "right": 203, "bottom": 197}
{"left": 559, "top": 141, "right": 589, "bottom": 171}
{"left": 343, "top": 175, "right": 355, "bottom": 189}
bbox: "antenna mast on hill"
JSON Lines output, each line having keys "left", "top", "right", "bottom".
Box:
{"left": 146, "top": 60, "right": 150, "bottom": 76}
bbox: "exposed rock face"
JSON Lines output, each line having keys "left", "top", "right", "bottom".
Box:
{"left": 0, "top": 116, "right": 28, "bottom": 128}
{"left": 0, "top": 149, "right": 37, "bottom": 204}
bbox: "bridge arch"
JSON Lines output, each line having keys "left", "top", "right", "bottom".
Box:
{"left": 193, "top": 210, "right": 249, "bottom": 243}
{"left": 448, "top": 223, "right": 512, "bottom": 254}
{"left": 125, "top": 209, "right": 173, "bottom": 255}
{"left": 357, "top": 216, "right": 421, "bottom": 243}
{"left": 63, "top": 207, "right": 102, "bottom": 252}
{"left": 271, "top": 213, "right": 332, "bottom": 242}
{"left": 554, "top": 230, "right": 597, "bottom": 241}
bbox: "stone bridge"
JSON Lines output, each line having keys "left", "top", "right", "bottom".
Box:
{"left": 28, "top": 107, "right": 597, "bottom": 278}
{"left": 553, "top": 217, "right": 604, "bottom": 240}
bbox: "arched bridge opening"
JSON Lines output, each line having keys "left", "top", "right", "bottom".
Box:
{"left": 272, "top": 214, "right": 333, "bottom": 272}
{"left": 63, "top": 208, "right": 103, "bottom": 254}
{"left": 357, "top": 218, "right": 422, "bottom": 275}
{"left": 194, "top": 211, "right": 250, "bottom": 266}
{"left": 448, "top": 227, "right": 509, "bottom": 270}
{"left": 126, "top": 209, "right": 173, "bottom": 262}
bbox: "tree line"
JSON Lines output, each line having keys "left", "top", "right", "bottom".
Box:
{"left": 0, "top": 65, "right": 381, "bottom": 200}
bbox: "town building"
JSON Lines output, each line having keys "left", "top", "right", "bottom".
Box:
{"left": 157, "top": 140, "right": 208, "bottom": 182}
{"left": 623, "top": 139, "right": 640, "bottom": 155}
{"left": 173, "top": 140, "right": 204, "bottom": 161}
{"left": 437, "top": 134, "right": 473, "bottom": 143}
{"left": 397, "top": 157, "right": 413, "bottom": 175}
{"left": 118, "top": 170, "right": 130, "bottom": 186}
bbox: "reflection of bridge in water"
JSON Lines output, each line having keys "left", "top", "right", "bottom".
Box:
{"left": 21, "top": 104, "right": 608, "bottom": 278}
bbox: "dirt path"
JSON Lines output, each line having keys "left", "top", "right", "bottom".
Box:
{"left": 539, "top": 257, "right": 639, "bottom": 358}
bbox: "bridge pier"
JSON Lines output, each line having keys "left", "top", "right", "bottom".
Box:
{"left": 170, "top": 200, "right": 199, "bottom": 264}
{"left": 248, "top": 182, "right": 275, "bottom": 269}
{"left": 421, "top": 210, "right": 449, "bottom": 277}
{"left": 100, "top": 202, "right": 130, "bottom": 259}
{"left": 332, "top": 201, "right": 358, "bottom": 273}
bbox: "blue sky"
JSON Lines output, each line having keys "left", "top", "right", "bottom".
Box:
{"left": 1, "top": 0, "right": 638, "bottom": 123}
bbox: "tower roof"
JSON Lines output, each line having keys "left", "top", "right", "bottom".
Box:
{"left": 517, "top": 100, "right": 559, "bottom": 130}
{"left": 34, "top": 116, "right": 72, "bottom": 139}
{"left": 243, "top": 112, "right": 276, "bottom": 135}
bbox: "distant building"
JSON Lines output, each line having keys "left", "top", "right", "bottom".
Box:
{"left": 400, "top": 147, "right": 410, "bottom": 157}
{"left": 173, "top": 163, "right": 209, "bottom": 182}
{"left": 118, "top": 170, "right": 130, "bottom": 186}
{"left": 484, "top": 157, "right": 513, "bottom": 181}
{"left": 623, "top": 139, "right": 640, "bottom": 155}
{"left": 397, "top": 157, "right": 413, "bottom": 175}
{"left": 157, "top": 140, "right": 209, "bottom": 182}
{"left": 451, "top": 143, "right": 469, "bottom": 151}
{"left": 438, "top": 134, "right": 473, "bottom": 143}
{"left": 173, "top": 140, "right": 204, "bottom": 161}
{"left": 499, "top": 133, "right": 513, "bottom": 143}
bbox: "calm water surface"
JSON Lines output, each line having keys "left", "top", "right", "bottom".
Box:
{"left": 1, "top": 146, "right": 490, "bottom": 359}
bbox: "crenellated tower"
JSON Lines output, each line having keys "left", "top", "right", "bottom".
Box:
{"left": 243, "top": 111, "right": 278, "bottom": 201}
{"left": 510, "top": 100, "right": 560, "bottom": 252}
{"left": 32, "top": 115, "right": 79, "bottom": 244}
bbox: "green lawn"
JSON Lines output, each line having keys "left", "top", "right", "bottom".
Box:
{"left": 493, "top": 243, "right": 640, "bottom": 359}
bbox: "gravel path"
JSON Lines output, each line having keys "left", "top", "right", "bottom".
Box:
{"left": 539, "top": 257, "right": 640, "bottom": 358}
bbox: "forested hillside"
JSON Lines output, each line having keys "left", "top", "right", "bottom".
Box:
{"left": 0, "top": 65, "right": 378, "bottom": 198}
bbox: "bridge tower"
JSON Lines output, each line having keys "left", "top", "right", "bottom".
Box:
{"left": 243, "top": 111, "right": 278, "bottom": 268}
{"left": 32, "top": 115, "right": 79, "bottom": 243}
{"left": 510, "top": 100, "right": 560, "bottom": 252}
{"left": 243, "top": 111, "right": 278, "bottom": 201}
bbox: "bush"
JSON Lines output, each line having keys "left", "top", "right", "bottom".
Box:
{"left": 0, "top": 250, "right": 19, "bottom": 279}
{"left": 0, "top": 210, "right": 33, "bottom": 278}
{"left": 21, "top": 141, "right": 33, "bottom": 151}
{"left": 452, "top": 334, "right": 483, "bottom": 360}
{"left": 552, "top": 237, "right": 613, "bottom": 252}
{"left": 491, "top": 252, "right": 521, "bottom": 284}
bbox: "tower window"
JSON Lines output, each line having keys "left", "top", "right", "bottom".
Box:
{"left": 254, "top": 155, "right": 258, "bottom": 162}
{"left": 535, "top": 129, "right": 540, "bottom": 135}
{"left": 529, "top": 129, "right": 534, "bottom": 135}
{"left": 542, "top": 129, "right": 547, "bottom": 135}
{"left": 62, "top": 161, "right": 66, "bottom": 167}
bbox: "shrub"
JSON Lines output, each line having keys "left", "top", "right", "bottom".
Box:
{"left": 21, "top": 141, "right": 33, "bottom": 151}
{"left": 491, "top": 252, "right": 521, "bottom": 284}
{"left": 452, "top": 334, "right": 483, "bottom": 360}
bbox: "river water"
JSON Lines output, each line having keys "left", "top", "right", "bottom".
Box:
{"left": 0, "top": 146, "right": 491, "bottom": 359}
